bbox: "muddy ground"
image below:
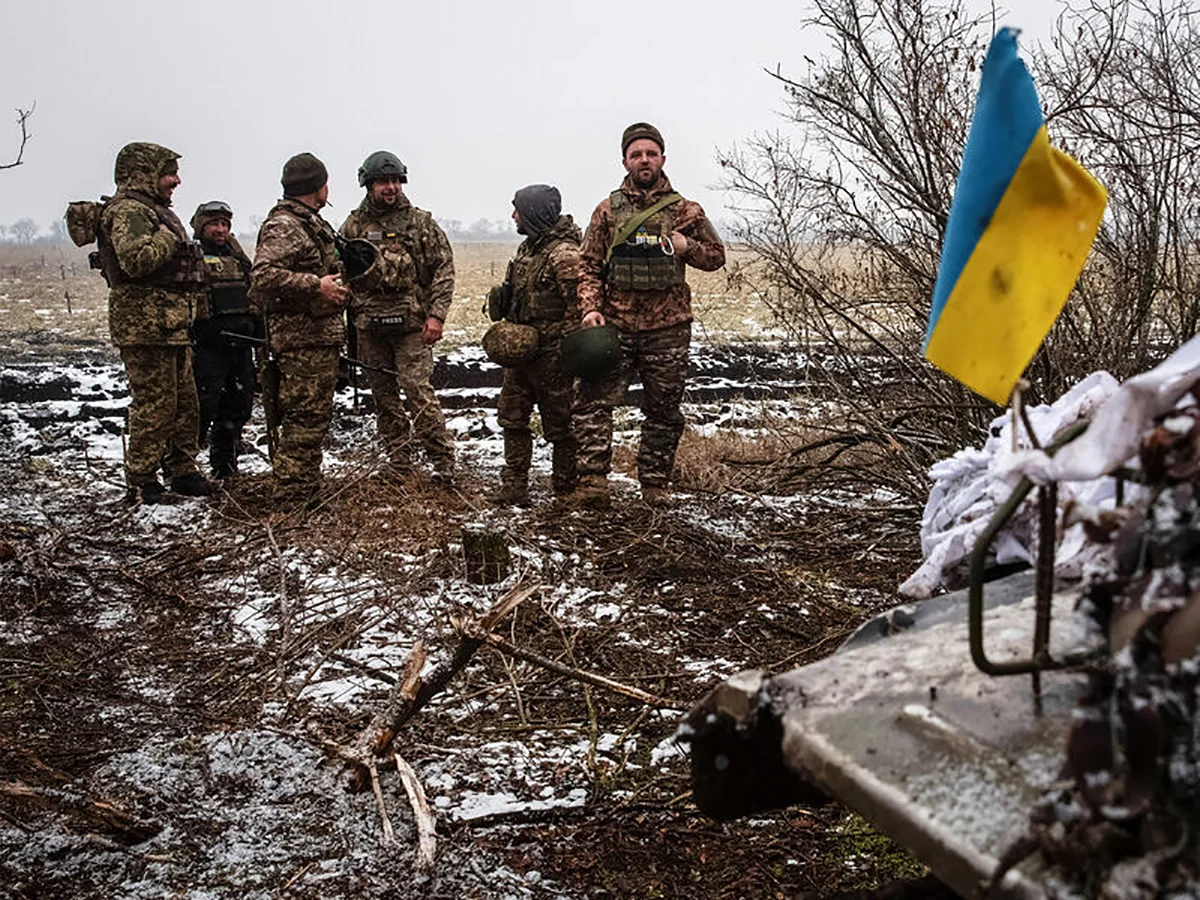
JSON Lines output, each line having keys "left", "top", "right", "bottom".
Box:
{"left": 0, "top": 328, "right": 931, "bottom": 898}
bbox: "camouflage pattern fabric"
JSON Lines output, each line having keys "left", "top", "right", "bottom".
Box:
{"left": 340, "top": 192, "right": 455, "bottom": 472}
{"left": 339, "top": 193, "right": 455, "bottom": 328}
{"left": 271, "top": 346, "right": 340, "bottom": 502}
{"left": 574, "top": 322, "right": 690, "bottom": 488}
{"left": 118, "top": 345, "right": 201, "bottom": 486}
{"left": 578, "top": 174, "right": 725, "bottom": 333}
{"left": 249, "top": 198, "right": 344, "bottom": 354}
{"left": 102, "top": 143, "right": 196, "bottom": 347}
{"left": 357, "top": 328, "right": 454, "bottom": 470}
{"left": 495, "top": 215, "right": 583, "bottom": 493}
{"left": 498, "top": 343, "right": 577, "bottom": 494}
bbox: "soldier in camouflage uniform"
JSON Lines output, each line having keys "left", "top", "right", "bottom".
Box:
{"left": 487, "top": 185, "right": 581, "bottom": 506}
{"left": 573, "top": 123, "right": 726, "bottom": 508}
{"left": 98, "top": 142, "right": 216, "bottom": 505}
{"left": 190, "top": 201, "right": 259, "bottom": 478}
{"left": 249, "top": 153, "right": 349, "bottom": 509}
{"left": 339, "top": 151, "right": 456, "bottom": 482}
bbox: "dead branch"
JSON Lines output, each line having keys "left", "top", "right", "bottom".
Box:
{"left": 368, "top": 582, "right": 540, "bottom": 755}
{"left": 367, "top": 758, "right": 395, "bottom": 845}
{"left": 0, "top": 780, "right": 159, "bottom": 843}
{"left": 484, "top": 633, "right": 688, "bottom": 710}
{"left": 394, "top": 752, "right": 437, "bottom": 872}
{"left": 0, "top": 105, "right": 32, "bottom": 170}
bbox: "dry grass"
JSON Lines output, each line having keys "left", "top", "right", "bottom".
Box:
{"left": 0, "top": 242, "right": 776, "bottom": 356}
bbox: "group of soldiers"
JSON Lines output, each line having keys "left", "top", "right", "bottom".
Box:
{"left": 88, "top": 122, "right": 725, "bottom": 511}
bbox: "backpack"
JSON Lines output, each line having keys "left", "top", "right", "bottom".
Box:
{"left": 65, "top": 198, "right": 108, "bottom": 247}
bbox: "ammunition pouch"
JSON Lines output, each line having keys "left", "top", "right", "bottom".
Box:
{"left": 488, "top": 282, "right": 513, "bottom": 322}
{"left": 607, "top": 241, "right": 685, "bottom": 292}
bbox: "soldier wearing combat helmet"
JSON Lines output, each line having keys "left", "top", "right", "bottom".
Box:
{"left": 571, "top": 122, "right": 726, "bottom": 509}
{"left": 189, "top": 201, "right": 259, "bottom": 479}
{"left": 249, "top": 152, "right": 349, "bottom": 509}
{"left": 98, "top": 142, "right": 216, "bottom": 505}
{"left": 339, "top": 151, "right": 456, "bottom": 482}
{"left": 484, "top": 184, "right": 582, "bottom": 506}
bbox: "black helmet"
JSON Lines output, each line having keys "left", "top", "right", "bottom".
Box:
{"left": 341, "top": 239, "right": 378, "bottom": 282}
{"left": 358, "top": 151, "right": 408, "bottom": 187}
{"left": 561, "top": 325, "right": 621, "bottom": 381}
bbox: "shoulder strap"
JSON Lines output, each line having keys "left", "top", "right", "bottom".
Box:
{"left": 606, "top": 192, "right": 683, "bottom": 262}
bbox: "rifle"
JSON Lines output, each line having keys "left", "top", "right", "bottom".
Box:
{"left": 219, "top": 331, "right": 402, "bottom": 379}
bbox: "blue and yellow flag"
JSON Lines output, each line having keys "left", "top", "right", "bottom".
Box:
{"left": 924, "top": 28, "right": 1107, "bottom": 405}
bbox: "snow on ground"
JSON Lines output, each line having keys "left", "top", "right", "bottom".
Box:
{"left": 0, "top": 343, "right": 907, "bottom": 898}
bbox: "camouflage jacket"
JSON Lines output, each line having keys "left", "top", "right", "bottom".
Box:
{"left": 578, "top": 174, "right": 725, "bottom": 333}
{"left": 507, "top": 215, "right": 581, "bottom": 341}
{"left": 339, "top": 193, "right": 455, "bottom": 331}
{"left": 250, "top": 198, "right": 344, "bottom": 352}
{"left": 101, "top": 143, "right": 200, "bottom": 347}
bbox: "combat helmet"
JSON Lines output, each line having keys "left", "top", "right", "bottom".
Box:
{"left": 340, "top": 238, "right": 388, "bottom": 292}
{"left": 358, "top": 151, "right": 408, "bottom": 187}
{"left": 483, "top": 322, "right": 540, "bottom": 367}
{"left": 560, "top": 325, "right": 621, "bottom": 381}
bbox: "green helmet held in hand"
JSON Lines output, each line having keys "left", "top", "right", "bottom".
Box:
{"left": 561, "top": 324, "right": 621, "bottom": 381}
{"left": 358, "top": 151, "right": 408, "bottom": 187}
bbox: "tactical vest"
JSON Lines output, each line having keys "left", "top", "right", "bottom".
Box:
{"left": 510, "top": 239, "right": 577, "bottom": 325}
{"left": 359, "top": 213, "right": 421, "bottom": 300}
{"left": 606, "top": 190, "right": 686, "bottom": 292}
{"left": 96, "top": 191, "right": 206, "bottom": 290}
{"left": 201, "top": 247, "right": 251, "bottom": 317}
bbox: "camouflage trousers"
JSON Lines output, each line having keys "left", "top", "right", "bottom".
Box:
{"left": 575, "top": 321, "right": 690, "bottom": 488}
{"left": 359, "top": 328, "right": 454, "bottom": 470}
{"left": 271, "top": 345, "right": 340, "bottom": 501}
{"left": 498, "top": 339, "right": 577, "bottom": 494}
{"left": 119, "top": 344, "right": 200, "bottom": 487}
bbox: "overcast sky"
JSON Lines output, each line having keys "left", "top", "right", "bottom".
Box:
{"left": 3, "top": 0, "right": 1058, "bottom": 236}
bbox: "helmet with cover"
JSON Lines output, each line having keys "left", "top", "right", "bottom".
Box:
{"left": 358, "top": 151, "right": 408, "bottom": 187}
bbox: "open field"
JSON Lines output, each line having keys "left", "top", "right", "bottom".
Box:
{"left": 0, "top": 246, "right": 932, "bottom": 899}
{"left": 0, "top": 243, "right": 777, "bottom": 360}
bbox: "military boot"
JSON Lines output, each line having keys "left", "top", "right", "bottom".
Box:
{"left": 566, "top": 474, "right": 611, "bottom": 510}
{"left": 125, "top": 480, "right": 166, "bottom": 506}
{"left": 640, "top": 485, "right": 671, "bottom": 508}
{"left": 171, "top": 473, "right": 218, "bottom": 497}
{"left": 550, "top": 440, "right": 578, "bottom": 498}
{"left": 384, "top": 453, "right": 413, "bottom": 481}
{"left": 489, "top": 478, "right": 531, "bottom": 508}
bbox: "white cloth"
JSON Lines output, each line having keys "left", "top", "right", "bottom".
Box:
{"left": 899, "top": 372, "right": 1120, "bottom": 599}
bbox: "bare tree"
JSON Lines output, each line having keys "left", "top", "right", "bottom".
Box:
{"left": 11, "top": 218, "right": 38, "bottom": 244}
{"left": 721, "top": 0, "right": 1200, "bottom": 501}
{"left": 1034, "top": 0, "right": 1200, "bottom": 391}
{"left": 0, "top": 105, "right": 33, "bottom": 170}
{"left": 719, "top": 0, "right": 991, "bottom": 500}
{"left": 48, "top": 219, "right": 67, "bottom": 244}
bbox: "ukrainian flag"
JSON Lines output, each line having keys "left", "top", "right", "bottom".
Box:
{"left": 924, "top": 28, "right": 1107, "bottom": 405}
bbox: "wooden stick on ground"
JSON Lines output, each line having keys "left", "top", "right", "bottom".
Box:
{"left": 394, "top": 752, "right": 437, "bottom": 872}
{"left": 483, "top": 634, "right": 689, "bottom": 710}
{"left": 370, "top": 583, "right": 539, "bottom": 755}
{"left": 367, "top": 758, "right": 395, "bottom": 845}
